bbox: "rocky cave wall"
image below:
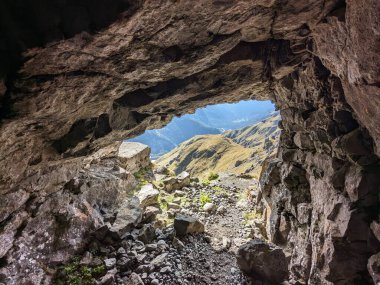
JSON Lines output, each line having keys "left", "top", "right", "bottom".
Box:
{"left": 0, "top": 0, "right": 379, "bottom": 284}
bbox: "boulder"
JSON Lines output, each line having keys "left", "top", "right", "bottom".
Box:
{"left": 136, "top": 184, "right": 159, "bottom": 208}
{"left": 237, "top": 239, "right": 288, "bottom": 284}
{"left": 174, "top": 215, "right": 205, "bottom": 236}
{"left": 162, "top": 171, "right": 191, "bottom": 192}
{"left": 118, "top": 142, "right": 151, "bottom": 173}
{"left": 109, "top": 197, "right": 142, "bottom": 237}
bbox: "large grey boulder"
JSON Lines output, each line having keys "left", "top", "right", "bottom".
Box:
{"left": 136, "top": 184, "right": 159, "bottom": 208}
{"left": 174, "top": 214, "right": 205, "bottom": 236}
{"left": 118, "top": 142, "right": 151, "bottom": 173}
{"left": 237, "top": 239, "right": 288, "bottom": 284}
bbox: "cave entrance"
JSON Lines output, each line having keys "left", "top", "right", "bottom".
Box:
{"left": 120, "top": 99, "right": 282, "bottom": 283}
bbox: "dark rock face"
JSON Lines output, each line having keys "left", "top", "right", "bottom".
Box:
{"left": 237, "top": 239, "right": 288, "bottom": 284}
{"left": 0, "top": 1, "right": 379, "bottom": 284}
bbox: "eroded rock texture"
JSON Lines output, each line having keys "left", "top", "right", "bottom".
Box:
{"left": 0, "top": 0, "right": 379, "bottom": 284}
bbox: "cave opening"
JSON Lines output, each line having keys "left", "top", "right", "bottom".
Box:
{"left": 115, "top": 99, "right": 283, "bottom": 284}
{"left": 0, "top": 1, "right": 380, "bottom": 285}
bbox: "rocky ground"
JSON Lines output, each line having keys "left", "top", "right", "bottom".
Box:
{"left": 53, "top": 167, "right": 268, "bottom": 285}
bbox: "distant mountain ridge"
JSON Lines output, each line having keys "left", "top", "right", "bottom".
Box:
{"left": 155, "top": 113, "right": 281, "bottom": 178}
{"left": 127, "top": 100, "right": 275, "bottom": 159}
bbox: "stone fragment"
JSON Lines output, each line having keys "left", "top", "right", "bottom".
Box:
{"left": 172, "top": 237, "right": 185, "bottom": 251}
{"left": 118, "top": 142, "right": 151, "bottom": 173}
{"left": 151, "top": 253, "right": 168, "bottom": 268}
{"left": 162, "top": 171, "right": 191, "bottom": 192}
{"left": 203, "top": 202, "right": 216, "bottom": 213}
{"left": 174, "top": 215, "right": 205, "bottom": 236}
{"left": 138, "top": 224, "right": 156, "bottom": 244}
{"left": 109, "top": 197, "right": 142, "bottom": 237}
{"left": 104, "top": 258, "right": 116, "bottom": 269}
{"left": 237, "top": 239, "right": 288, "bottom": 284}
{"left": 168, "top": 202, "right": 180, "bottom": 209}
{"left": 98, "top": 270, "right": 116, "bottom": 285}
{"left": 216, "top": 206, "right": 227, "bottom": 214}
{"left": 136, "top": 184, "right": 159, "bottom": 208}
{"left": 125, "top": 272, "right": 145, "bottom": 285}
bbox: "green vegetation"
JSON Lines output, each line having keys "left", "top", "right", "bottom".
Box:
{"left": 199, "top": 191, "right": 211, "bottom": 207}
{"left": 133, "top": 166, "right": 153, "bottom": 191}
{"left": 54, "top": 256, "right": 105, "bottom": 285}
{"left": 212, "top": 185, "right": 222, "bottom": 192}
{"left": 208, "top": 172, "right": 219, "bottom": 181}
{"left": 242, "top": 211, "right": 262, "bottom": 225}
{"left": 201, "top": 178, "right": 210, "bottom": 186}
{"left": 155, "top": 113, "right": 281, "bottom": 179}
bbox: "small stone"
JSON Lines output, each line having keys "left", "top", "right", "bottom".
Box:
{"left": 216, "top": 206, "right": 226, "bottom": 214}
{"left": 203, "top": 202, "right": 216, "bottom": 213}
{"left": 174, "top": 190, "right": 186, "bottom": 197}
{"left": 98, "top": 270, "right": 116, "bottom": 285}
{"left": 173, "top": 197, "right": 182, "bottom": 204}
{"left": 136, "top": 264, "right": 153, "bottom": 273}
{"left": 117, "top": 247, "right": 126, "bottom": 255}
{"left": 168, "top": 202, "right": 180, "bottom": 209}
{"left": 145, "top": 243, "right": 158, "bottom": 252}
{"left": 80, "top": 251, "right": 93, "bottom": 265}
{"left": 222, "top": 237, "right": 231, "bottom": 250}
{"left": 157, "top": 239, "right": 168, "bottom": 249}
{"left": 138, "top": 224, "right": 157, "bottom": 244}
{"left": 172, "top": 237, "right": 185, "bottom": 251}
{"left": 126, "top": 272, "right": 145, "bottom": 285}
{"left": 104, "top": 258, "right": 116, "bottom": 269}
{"left": 160, "top": 266, "right": 172, "bottom": 274}
{"left": 151, "top": 253, "right": 168, "bottom": 268}
{"left": 151, "top": 278, "right": 160, "bottom": 285}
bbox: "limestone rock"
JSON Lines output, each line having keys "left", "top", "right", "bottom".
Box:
{"left": 136, "top": 184, "right": 159, "bottom": 208}
{"left": 174, "top": 215, "right": 205, "bottom": 236}
{"left": 118, "top": 142, "right": 151, "bottom": 173}
{"left": 237, "top": 239, "right": 288, "bottom": 284}
{"left": 162, "top": 171, "right": 191, "bottom": 192}
{"left": 203, "top": 202, "right": 216, "bottom": 213}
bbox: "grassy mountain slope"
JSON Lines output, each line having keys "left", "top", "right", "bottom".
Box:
{"left": 155, "top": 113, "right": 281, "bottom": 178}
